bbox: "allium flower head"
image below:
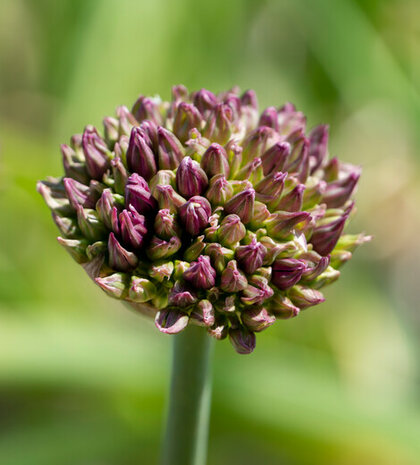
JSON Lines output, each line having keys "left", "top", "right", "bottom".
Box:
{"left": 38, "top": 86, "right": 370, "bottom": 354}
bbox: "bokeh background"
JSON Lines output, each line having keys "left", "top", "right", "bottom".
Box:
{"left": 1, "top": 0, "right": 420, "bottom": 464}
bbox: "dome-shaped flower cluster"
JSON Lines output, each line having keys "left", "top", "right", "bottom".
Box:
{"left": 38, "top": 86, "right": 370, "bottom": 354}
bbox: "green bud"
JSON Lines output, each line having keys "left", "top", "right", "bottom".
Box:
{"left": 128, "top": 276, "right": 157, "bottom": 303}
{"left": 95, "top": 272, "right": 129, "bottom": 299}
{"left": 184, "top": 235, "right": 206, "bottom": 262}
{"left": 57, "top": 237, "right": 89, "bottom": 264}
{"left": 148, "top": 261, "right": 174, "bottom": 282}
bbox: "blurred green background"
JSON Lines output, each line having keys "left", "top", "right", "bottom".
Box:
{"left": 1, "top": 0, "right": 420, "bottom": 464}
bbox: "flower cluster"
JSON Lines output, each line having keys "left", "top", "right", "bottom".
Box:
{"left": 38, "top": 86, "right": 370, "bottom": 354}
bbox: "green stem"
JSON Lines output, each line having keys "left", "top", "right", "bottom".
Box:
{"left": 161, "top": 325, "right": 214, "bottom": 465}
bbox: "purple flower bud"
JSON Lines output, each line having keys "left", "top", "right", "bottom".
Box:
{"left": 205, "top": 243, "right": 234, "bottom": 273}
{"left": 168, "top": 281, "right": 197, "bottom": 307}
{"left": 119, "top": 206, "right": 147, "bottom": 249}
{"left": 111, "top": 157, "right": 128, "bottom": 195}
{"left": 57, "top": 236, "right": 89, "bottom": 263}
{"left": 264, "top": 211, "right": 311, "bottom": 239}
{"left": 250, "top": 201, "right": 271, "bottom": 228}
{"left": 37, "top": 178, "right": 72, "bottom": 216}
{"left": 310, "top": 207, "right": 352, "bottom": 256}
{"left": 277, "top": 102, "right": 306, "bottom": 136}
{"left": 254, "top": 172, "right": 287, "bottom": 202}
{"left": 236, "top": 237, "right": 267, "bottom": 274}
{"left": 128, "top": 276, "right": 157, "bottom": 303}
{"left": 183, "top": 256, "right": 216, "bottom": 289}
{"left": 235, "top": 157, "right": 264, "bottom": 185}
{"left": 286, "top": 137, "right": 310, "bottom": 182}
{"left": 225, "top": 141, "right": 243, "bottom": 178}
{"left": 224, "top": 188, "right": 255, "bottom": 224}
{"left": 203, "top": 103, "right": 233, "bottom": 145}
{"left": 82, "top": 125, "right": 110, "bottom": 180}
{"left": 96, "top": 188, "right": 124, "bottom": 229}
{"left": 108, "top": 232, "right": 138, "bottom": 271}
{"left": 153, "top": 185, "right": 186, "bottom": 213}
{"left": 155, "top": 308, "right": 189, "bottom": 334}
{"left": 261, "top": 142, "right": 291, "bottom": 176}
{"left": 242, "top": 306, "right": 276, "bottom": 332}
{"left": 268, "top": 294, "right": 300, "bottom": 319}
{"left": 179, "top": 196, "right": 211, "bottom": 236}
{"left": 274, "top": 184, "right": 306, "bottom": 212}
{"left": 176, "top": 156, "right": 209, "bottom": 198}
{"left": 323, "top": 171, "right": 360, "bottom": 208}
{"left": 149, "top": 261, "right": 174, "bottom": 282}
{"left": 126, "top": 127, "right": 157, "bottom": 181}
{"left": 301, "top": 254, "right": 330, "bottom": 281}
{"left": 63, "top": 178, "right": 94, "bottom": 210}
{"left": 201, "top": 143, "right": 230, "bottom": 177}
{"left": 242, "top": 126, "right": 277, "bottom": 164}
{"left": 308, "top": 125, "right": 329, "bottom": 173}
{"left": 193, "top": 89, "right": 218, "bottom": 116}
{"left": 154, "top": 209, "right": 181, "bottom": 240}
{"left": 206, "top": 175, "right": 233, "bottom": 206}
{"left": 146, "top": 236, "right": 181, "bottom": 260}
{"left": 240, "top": 89, "right": 258, "bottom": 109}
{"left": 218, "top": 214, "right": 246, "bottom": 246}
{"left": 95, "top": 272, "right": 129, "bottom": 299}
{"left": 52, "top": 213, "right": 78, "bottom": 238}
{"left": 220, "top": 260, "right": 248, "bottom": 292}
{"left": 132, "top": 96, "right": 162, "bottom": 124}
{"left": 229, "top": 327, "right": 256, "bottom": 355}
{"left": 288, "top": 285, "right": 325, "bottom": 309}
{"left": 76, "top": 206, "right": 107, "bottom": 241}
{"left": 190, "top": 300, "right": 215, "bottom": 327}
{"left": 116, "top": 105, "right": 137, "bottom": 136}
{"left": 173, "top": 102, "right": 202, "bottom": 143}
{"left": 259, "top": 106, "right": 279, "bottom": 131}
{"left": 125, "top": 173, "right": 157, "bottom": 214}
{"left": 149, "top": 169, "right": 176, "bottom": 191}
{"left": 241, "top": 275, "right": 274, "bottom": 305}
{"left": 61, "top": 144, "right": 89, "bottom": 184}
{"left": 184, "top": 235, "right": 206, "bottom": 262}
{"left": 103, "top": 116, "right": 119, "bottom": 145}
{"left": 157, "top": 126, "right": 184, "bottom": 170}
{"left": 272, "top": 258, "right": 307, "bottom": 290}
{"left": 323, "top": 157, "right": 339, "bottom": 182}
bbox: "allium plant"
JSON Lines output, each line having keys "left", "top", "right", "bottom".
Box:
{"left": 38, "top": 86, "right": 369, "bottom": 354}
{"left": 38, "top": 86, "right": 369, "bottom": 465}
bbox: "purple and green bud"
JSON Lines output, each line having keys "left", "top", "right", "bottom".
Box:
{"left": 125, "top": 173, "right": 157, "bottom": 214}
{"left": 61, "top": 144, "right": 89, "bottom": 184}
{"left": 241, "top": 275, "right": 274, "bottom": 305}
{"left": 272, "top": 258, "right": 306, "bottom": 290}
{"left": 154, "top": 209, "right": 181, "bottom": 240}
{"left": 119, "top": 206, "right": 147, "bottom": 250}
{"left": 111, "top": 157, "right": 128, "bottom": 195}
{"left": 267, "top": 293, "right": 300, "bottom": 319}
{"left": 149, "top": 261, "right": 174, "bottom": 282}
{"left": 224, "top": 188, "right": 255, "bottom": 224}
{"left": 146, "top": 236, "right": 181, "bottom": 260}
{"left": 95, "top": 273, "right": 129, "bottom": 299}
{"left": 132, "top": 96, "right": 162, "bottom": 125}
{"left": 206, "top": 175, "right": 233, "bottom": 206}
{"left": 229, "top": 327, "right": 256, "bottom": 355}
{"left": 176, "top": 156, "right": 209, "bottom": 198}
{"left": 236, "top": 238, "right": 267, "bottom": 274}
{"left": 108, "top": 232, "right": 139, "bottom": 271}
{"left": 220, "top": 260, "right": 248, "bottom": 292}
{"left": 203, "top": 103, "right": 233, "bottom": 145}
{"left": 153, "top": 185, "right": 186, "bottom": 213}
{"left": 157, "top": 127, "right": 184, "bottom": 170}
{"left": 183, "top": 256, "right": 216, "bottom": 290}
{"left": 96, "top": 188, "right": 124, "bottom": 229}
{"left": 126, "top": 127, "right": 157, "bottom": 181}
{"left": 242, "top": 306, "right": 276, "bottom": 332}
{"left": 322, "top": 171, "right": 360, "bottom": 208}
{"left": 184, "top": 235, "right": 206, "bottom": 262}
{"left": 264, "top": 211, "right": 311, "bottom": 239}
{"left": 155, "top": 308, "right": 189, "bottom": 334}
{"left": 103, "top": 117, "right": 119, "bottom": 146}
{"left": 261, "top": 141, "right": 291, "bottom": 175}
{"left": 168, "top": 281, "right": 197, "bottom": 307}
{"left": 205, "top": 243, "right": 234, "bottom": 274}
{"left": 218, "top": 214, "right": 246, "bottom": 246}
{"left": 76, "top": 206, "right": 107, "bottom": 241}
{"left": 179, "top": 196, "right": 211, "bottom": 236}
{"left": 308, "top": 125, "right": 329, "bottom": 173}
{"left": 57, "top": 236, "right": 89, "bottom": 263}
{"left": 52, "top": 213, "right": 79, "bottom": 238}
{"left": 173, "top": 102, "right": 202, "bottom": 143}
{"left": 201, "top": 143, "right": 230, "bottom": 177}
{"left": 288, "top": 285, "right": 325, "bottom": 309}
{"left": 128, "top": 276, "right": 157, "bottom": 303}
{"left": 82, "top": 125, "right": 110, "bottom": 180}
{"left": 190, "top": 300, "right": 215, "bottom": 327}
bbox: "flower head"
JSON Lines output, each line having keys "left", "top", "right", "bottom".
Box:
{"left": 38, "top": 85, "right": 369, "bottom": 354}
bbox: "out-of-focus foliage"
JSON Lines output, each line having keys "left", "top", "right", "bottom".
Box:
{"left": 0, "top": 0, "right": 419, "bottom": 464}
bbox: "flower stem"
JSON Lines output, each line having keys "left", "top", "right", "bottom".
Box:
{"left": 161, "top": 325, "right": 214, "bottom": 465}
